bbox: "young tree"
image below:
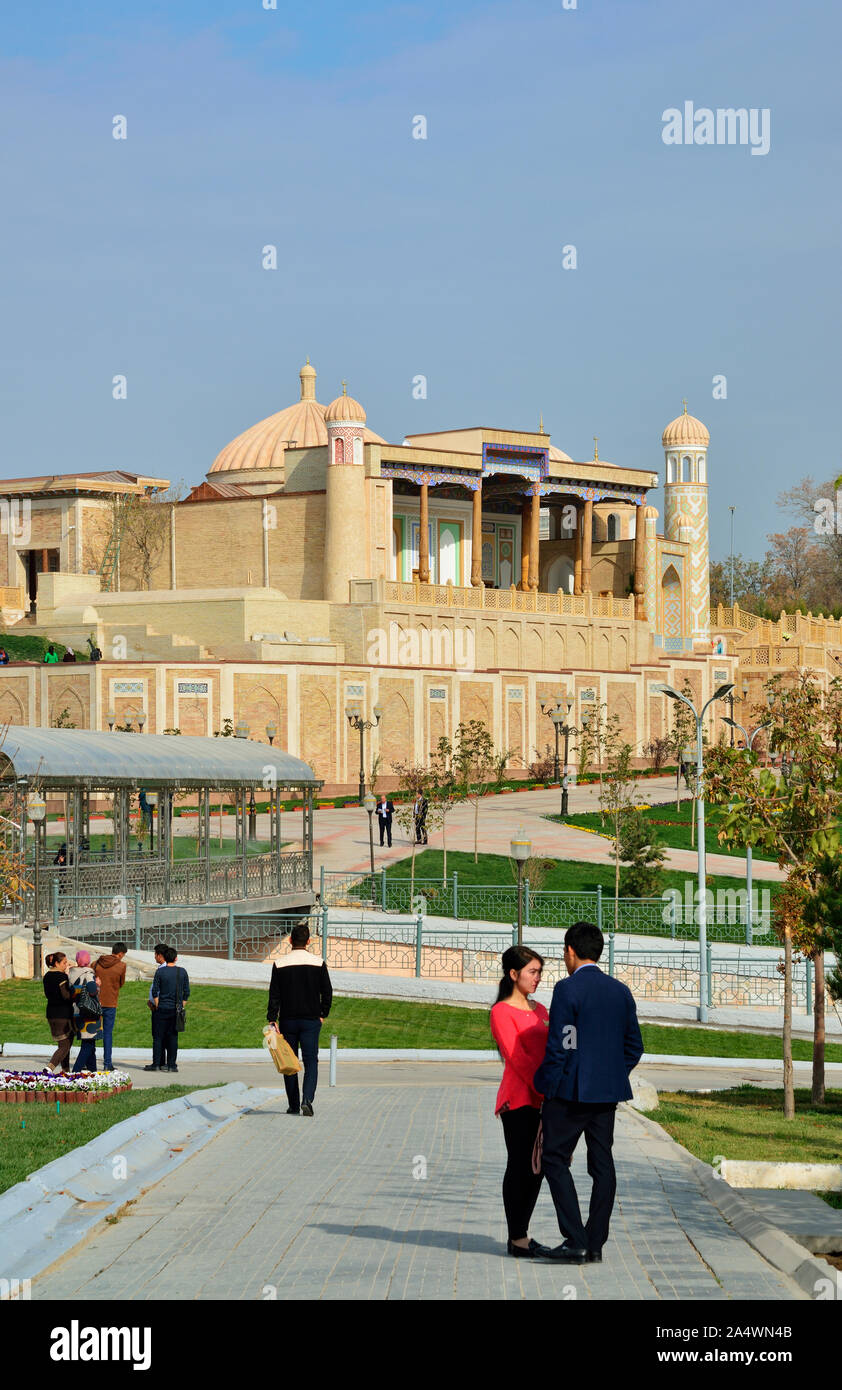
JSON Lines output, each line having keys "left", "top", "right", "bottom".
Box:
{"left": 452, "top": 720, "right": 508, "bottom": 864}
{"left": 390, "top": 760, "right": 437, "bottom": 912}
{"left": 427, "top": 736, "right": 465, "bottom": 884}
{"left": 598, "top": 715, "right": 637, "bottom": 929}
{"left": 618, "top": 810, "right": 667, "bottom": 899}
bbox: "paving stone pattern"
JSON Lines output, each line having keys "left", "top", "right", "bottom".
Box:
{"left": 34, "top": 1079, "right": 804, "bottom": 1302}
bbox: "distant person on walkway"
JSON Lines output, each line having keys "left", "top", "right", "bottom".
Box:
{"left": 413, "top": 793, "right": 428, "bottom": 845}
{"left": 95, "top": 942, "right": 127, "bottom": 1071}
{"left": 267, "top": 923, "right": 332, "bottom": 1117}
{"left": 68, "top": 949, "right": 102, "bottom": 1073}
{"left": 534, "top": 921, "right": 644, "bottom": 1265}
{"left": 43, "top": 951, "right": 73, "bottom": 1073}
{"left": 148, "top": 946, "right": 189, "bottom": 1073}
{"left": 489, "top": 946, "right": 551, "bottom": 1259}
{"left": 61, "top": 646, "right": 77, "bottom": 663}
{"left": 376, "top": 794, "right": 395, "bottom": 848}
{"left": 0, "top": 647, "right": 9, "bottom": 665}
{"left": 43, "top": 645, "right": 59, "bottom": 664}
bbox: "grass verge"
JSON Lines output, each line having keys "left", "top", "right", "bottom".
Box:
{"left": 2, "top": 980, "right": 841, "bottom": 1060}
{"left": 652, "top": 1086, "right": 842, "bottom": 1165}
{"left": 0, "top": 1083, "right": 218, "bottom": 1195}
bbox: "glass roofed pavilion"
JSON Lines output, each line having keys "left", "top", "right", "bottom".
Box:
{"left": 0, "top": 727, "right": 320, "bottom": 934}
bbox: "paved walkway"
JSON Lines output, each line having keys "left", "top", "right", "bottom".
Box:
{"left": 34, "top": 1067, "right": 803, "bottom": 1301}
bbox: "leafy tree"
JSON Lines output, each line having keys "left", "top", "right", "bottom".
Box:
{"left": 427, "top": 737, "right": 465, "bottom": 883}
{"left": 452, "top": 720, "right": 508, "bottom": 864}
{"left": 618, "top": 810, "right": 667, "bottom": 898}
{"left": 706, "top": 671, "right": 841, "bottom": 1113}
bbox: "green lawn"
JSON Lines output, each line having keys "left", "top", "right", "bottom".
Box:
{"left": 0, "top": 632, "right": 79, "bottom": 663}
{"left": 384, "top": 847, "right": 780, "bottom": 903}
{"left": 652, "top": 1086, "right": 842, "bottom": 1165}
{"left": 0, "top": 1084, "right": 217, "bottom": 1195}
{"left": 3, "top": 980, "right": 841, "bottom": 1061}
{"left": 556, "top": 801, "right": 776, "bottom": 862}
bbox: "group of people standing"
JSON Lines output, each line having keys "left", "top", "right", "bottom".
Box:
{"left": 42, "top": 940, "right": 190, "bottom": 1074}
{"left": 489, "top": 921, "right": 644, "bottom": 1263}
{"left": 43, "top": 944, "right": 128, "bottom": 1073}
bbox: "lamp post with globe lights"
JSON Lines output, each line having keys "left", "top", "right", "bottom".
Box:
{"left": 656, "top": 680, "right": 734, "bottom": 1021}
{"left": 27, "top": 792, "right": 46, "bottom": 979}
{"left": 346, "top": 703, "right": 383, "bottom": 804}
{"left": 510, "top": 831, "right": 532, "bottom": 946}
{"left": 363, "top": 792, "right": 376, "bottom": 905}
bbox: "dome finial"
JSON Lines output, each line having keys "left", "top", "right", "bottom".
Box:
{"left": 682, "top": 397, "right": 688, "bottom": 415}
{"left": 342, "top": 380, "right": 348, "bottom": 396}
{"left": 299, "top": 358, "right": 317, "bottom": 402}
{"left": 593, "top": 435, "right": 599, "bottom": 461}
{"left": 539, "top": 413, "right": 544, "bottom": 434}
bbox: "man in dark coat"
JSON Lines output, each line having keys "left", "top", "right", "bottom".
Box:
{"left": 534, "top": 920, "right": 644, "bottom": 1265}
{"left": 376, "top": 794, "right": 395, "bottom": 847}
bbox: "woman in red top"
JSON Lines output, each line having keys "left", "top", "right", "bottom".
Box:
{"left": 489, "top": 945, "right": 550, "bottom": 1258}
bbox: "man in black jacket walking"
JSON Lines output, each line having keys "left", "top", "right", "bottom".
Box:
{"left": 267, "top": 923, "right": 332, "bottom": 1116}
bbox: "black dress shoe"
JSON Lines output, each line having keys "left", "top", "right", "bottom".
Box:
{"left": 540, "top": 1243, "right": 588, "bottom": 1264}
{"left": 167, "top": 1065, "right": 178, "bottom": 1072}
{"left": 586, "top": 1250, "right": 603, "bottom": 1263}
{"left": 143, "top": 1064, "right": 162, "bottom": 1072}
{"left": 286, "top": 1107, "right": 300, "bottom": 1115}
{"left": 506, "top": 1238, "right": 551, "bottom": 1258}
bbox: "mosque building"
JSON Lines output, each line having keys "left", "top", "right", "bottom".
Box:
{"left": 0, "top": 363, "right": 739, "bottom": 788}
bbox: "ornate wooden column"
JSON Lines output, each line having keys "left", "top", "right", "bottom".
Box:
{"left": 529, "top": 487, "right": 541, "bottom": 590}
{"left": 471, "top": 483, "right": 483, "bottom": 586}
{"left": 582, "top": 498, "right": 594, "bottom": 595}
{"left": 519, "top": 499, "right": 531, "bottom": 590}
{"left": 634, "top": 504, "right": 646, "bottom": 618}
{"left": 573, "top": 503, "right": 583, "bottom": 595}
{"left": 419, "top": 482, "right": 430, "bottom": 583}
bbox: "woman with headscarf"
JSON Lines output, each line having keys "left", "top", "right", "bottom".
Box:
{"left": 68, "top": 949, "right": 102, "bottom": 1073}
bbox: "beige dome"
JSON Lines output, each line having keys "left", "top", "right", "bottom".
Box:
{"left": 548, "top": 444, "right": 572, "bottom": 463}
{"left": 644, "top": 505, "right": 659, "bottom": 519}
{"left": 209, "top": 362, "right": 383, "bottom": 474}
{"left": 325, "top": 385, "right": 366, "bottom": 424}
{"left": 661, "top": 402, "right": 709, "bottom": 449}
{"left": 675, "top": 511, "right": 692, "bottom": 530}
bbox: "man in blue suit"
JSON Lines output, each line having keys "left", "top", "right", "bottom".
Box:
{"left": 534, "top": 920, "right": 644, "bottom": 1264}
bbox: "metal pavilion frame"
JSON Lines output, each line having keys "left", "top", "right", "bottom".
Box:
{"left": 0, "top": 732, "right": 320, "bottom": 923}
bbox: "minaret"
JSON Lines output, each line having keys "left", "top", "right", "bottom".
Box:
{"left": 323, "top": 383, "right": 368, "bottom": 604}
{"left": 661, "top": 401, "right": 710, "bottom": 642}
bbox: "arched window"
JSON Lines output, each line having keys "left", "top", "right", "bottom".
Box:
{"left": 334, "top": 437, "right": 344, "bottom": 465}
{"left": 667, "top": 456, "right": 676, "bottom": 484}
{"left": 697, "top": 455, "right": 706, "bottom": 484}
{"left": 607, "top": 513, "right": 620, "bottom": 541}
{"left": 353, "top": 436, "right": 363, "bottom": 466}
{"left": 681, "top": 456, "right": 691, "bottom": 482}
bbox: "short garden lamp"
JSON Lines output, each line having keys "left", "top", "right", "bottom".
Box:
{"left": 265, "top": 721, "right": 277, "bottom": 746}
{"left": 106, "top": 709, "right": 116, "bottom": 732}
{"left": 28, "top": 793, "right": 46, "bottom": 980}
{"left": 511, "top": 832, "right": 532, "bottom": 947}
{"left": 235, "top": 719, "right": 249, "bottom": 739}
{"left": 363, "top": 792, "right": 376, "bottom": 904}
{"left": 136, "top": 709, "right": 147, "bottom": 733}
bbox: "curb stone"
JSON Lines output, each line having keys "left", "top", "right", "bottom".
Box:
{"left": 627, "top": 1107, "right": 829, "bottom": 1300}
{"left": 0, "top": 1081, "right": 280, "bottom": 1286}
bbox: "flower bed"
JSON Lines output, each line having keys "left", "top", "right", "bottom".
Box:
{"left": 0, "top": 1069, "right": 133, "bottom": 1103}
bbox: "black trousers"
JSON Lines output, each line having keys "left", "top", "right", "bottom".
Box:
{"left": 500, "top": 1105, "right": 543, "bottom": 1241}
{"left": 152, "top": 1010, "right": 179, "bottom": 1068}
{"left": 378, "top": 819, "right": 392, "bottom": 846}
{"left": 276, "top": 1017, "right": 321, "bottom": 1108}
{"left": 540, "top": 1098, "right": 617, "bottom": 1252}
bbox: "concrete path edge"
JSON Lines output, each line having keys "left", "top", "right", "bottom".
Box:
{"left": 627, "top": 1107, "right": 831, "bottom": 1300}
{"left": 0, "top": 1081, "right": 279, "bottom": 1286}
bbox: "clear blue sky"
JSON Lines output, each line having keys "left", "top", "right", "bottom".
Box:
{"left": 2, "top": 0, "right": 840, "bottom": 560}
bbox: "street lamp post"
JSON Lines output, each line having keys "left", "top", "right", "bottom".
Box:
{"left": 657, "top": 680, "right": 734, "bottom": 1021}
{"left": 28, "top": 792, "right": 46, "bottom": 980}
{"left": 234, "top": 721, "right": 257, "bottom": 839}
{"left": 363, "top": 792, "right": 376, "bottom": 906}
{"left": 723, "top": 716, "right": 764, "bottom": 939}
{"left": 345, "top": 703, "right": 383, "bottom": 804}
{"left": 146, "top": 791, "right": 158, "bottom": 856}
{"left": 510, "top": 831, "right": 532, "bottom": 946}
{"left": 541, "top": 695, "right": 575, "bottom": 817}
